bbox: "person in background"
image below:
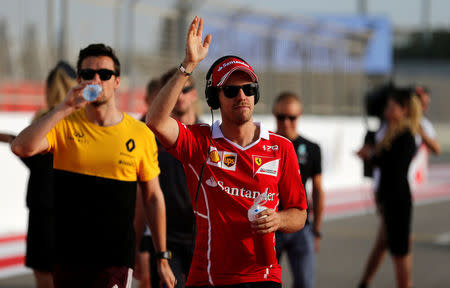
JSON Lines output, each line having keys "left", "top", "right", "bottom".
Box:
{"left": 134, "top": 77, "right": 161, "bottom": 288}
{"left": 414, "top": 85, "right": 440, "bottom": 155}
{"left": 11, "top": 44, "right": 175, "bottom": 288}
{"left": 272, "top": 92, "right": 324, "bottom": 288}
{"left": 142, "top": 67, "right": 198, "bottom": 288}
{"left": 135, "top": 74, "right": 196, "bottom": 288}
{"left": 146, "top": 17, "right": 307, "bottom": 287}
{"left": 140, "top": 79, "right": 162, "bottom": 122}
{"left": 357, "top": 88, "right": 422, "bottom": 288}
{"left": 0, "top": 61, "right": 76, "bottom": 288}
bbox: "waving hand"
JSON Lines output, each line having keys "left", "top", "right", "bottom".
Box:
{"left": 183, "top": 17, "right": 212, "bottom": 67}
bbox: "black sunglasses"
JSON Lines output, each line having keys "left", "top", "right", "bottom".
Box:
{"left": 221, "top": 83, "right": 258, "bottom": 99}
{"left": 275, "top": 114, "right": 298, "bottom": 121}
{"left": 182, "top": 85, "right": 194, "bottom": 94}
{"left": 79, "top": 69, "right": 116, "bottom": 81}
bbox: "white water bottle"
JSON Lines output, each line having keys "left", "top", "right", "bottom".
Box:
{"left": 248, "top": 191, "right": 277, "bottom": 266}
{"left": 82, "top": 84, "right": 102, "bottom": 101}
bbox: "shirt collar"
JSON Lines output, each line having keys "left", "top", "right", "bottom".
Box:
{"left": 211, "top": 121, "right": 270, "bottom": 140}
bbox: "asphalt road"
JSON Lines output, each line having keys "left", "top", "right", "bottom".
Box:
{"left": 1, "top": 199, "right": 450, "bottom": 288}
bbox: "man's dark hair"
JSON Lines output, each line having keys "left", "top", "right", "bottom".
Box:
{"left": 76, "top": 43, "right": 120, "bottom": 76}
{"left": 146, "top": 78, "right": 161, "bottom": 97}
{"left": 389, "top": 87, "right": 413, "bottom": 109}
{"left": 272, "top": 91, "right": 301, "bottom": 114}
{"left": 274, "top": 91, "right": 301, "bottom": 105}
{"left": 160, "top": 67, "right": 195, "bottom": 87}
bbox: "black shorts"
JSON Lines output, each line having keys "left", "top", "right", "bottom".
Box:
{"left": 382, "top": 201, "right": 412, "bottom": 256}
{"left": 186, "top": 282, "right": 281, "bottom": 288}
{"left": 25, "top": 209, "right": 55, "bottom": 272}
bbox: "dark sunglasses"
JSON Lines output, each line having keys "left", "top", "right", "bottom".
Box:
{"left": 221, "top": 83, "right": 258, "bottom": 99}
{"left": 275, "top": 114, "right": 298, "bottom": 121}
{"left": 182, "top": 86, "right": 194, "bottom": 94}
{"left": 79, "top": 69, "right": 116, "bottom": 81}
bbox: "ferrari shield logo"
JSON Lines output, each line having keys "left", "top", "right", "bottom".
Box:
{"left": 252, "top": 155, "right": 279, "bottom": 177}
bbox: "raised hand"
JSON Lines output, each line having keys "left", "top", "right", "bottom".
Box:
{"left": 184, "top": 17, "right": 212, "bottom": 67}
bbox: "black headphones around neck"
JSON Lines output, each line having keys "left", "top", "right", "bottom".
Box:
{"left": 205, "top": 55, "right": 260, "bottom": 110}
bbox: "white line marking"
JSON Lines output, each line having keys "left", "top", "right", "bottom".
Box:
{"left": 434, "top": 231, "right": 450, "bottom": 245}
{"left": 0, "top": 241, "right": 25, "bottom": 258}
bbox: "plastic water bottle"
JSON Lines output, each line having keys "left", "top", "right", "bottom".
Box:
{"left": 248, "top": 191, "right": 277, "bottom": 266}
{"left": 82, "top": 84, "right": 102, "bottom": 101}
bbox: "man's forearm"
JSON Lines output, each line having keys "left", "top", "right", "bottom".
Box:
{"left": 422, "top": 134, "right": 441, "bottom": 155}
{"left": 134, "top": 189, "right": 146, "bottom": 252}
{"left": 278, "top": 208, "right": 307, "bottom": 233}
{"left": 312, "top": 186, "right": 324, "bottom": 234}
{"left": 11, "top": 104, "right": 74, "bottom": 157}
{"left": 146, "top": 17, "right": 211, "bottom": 148}
{"left": 143, "top": 192, "right": 167, "bottom": 252}
{"left": 146, "top": 68, "right": 191, "bottom": 129}
{"left": 0, "top": 133, "right": 16, "bottom": 144}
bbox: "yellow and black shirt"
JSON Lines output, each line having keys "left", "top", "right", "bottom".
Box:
{"left": 46, "top": 108, "right": 159, "bottom": 268}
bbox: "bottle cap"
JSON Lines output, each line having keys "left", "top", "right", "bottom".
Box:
{"left": 248, "top": 190, "right": 269, "bottom": 222}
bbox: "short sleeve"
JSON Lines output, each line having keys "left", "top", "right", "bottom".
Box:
{"left": 311, "top": 144, "right": 322, "bottom": 176}
{"left": 421, "top": 118, "right": 436, "bottom": 139}
{"left": 45, "top": 120, "right": 64, "bottom": 153}
{"left": 166, "top": 119, "right": 208, "bottom": 164}
{"left": 138, "top": 129, "right": 160, "bottom": 182}
{"left": 278, "top": 141, "right": 308, "bottom": 210}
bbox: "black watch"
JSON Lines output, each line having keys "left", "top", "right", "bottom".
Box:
{"left": 155, "top": 251, "right": 172, "bottom": 260}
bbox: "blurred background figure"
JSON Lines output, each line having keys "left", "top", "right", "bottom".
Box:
{"left": 144, "top": 67, "right": 198, "bottom": 288}
{"left": 357, "top": 88, "right": 422, "bottom": 288}
{"left": 135, "top": 69, "right": 198, "bottom": 288}
{"left": 135, "top": 77, "right": 161, "bottom": 288}
{"left": 0, "top": 61, "right": 76, "bottom": 288}
{"left": 140, "top": 78, "right": 162, "bottom": 122}
{"left": 413, "top": 85, "right": 440, "bottom": 155}
{"left": 273, "top": 92, "right": 324, "bottom": 288}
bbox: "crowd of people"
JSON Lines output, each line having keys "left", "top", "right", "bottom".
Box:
{"left": 0, "top": 17, "right": 441, "bottom": 288}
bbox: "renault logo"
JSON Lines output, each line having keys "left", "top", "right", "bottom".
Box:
{"left": 126, "top": 139, "right": 135, "bottom": 152}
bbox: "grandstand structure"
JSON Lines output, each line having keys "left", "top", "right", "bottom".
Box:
{"left": 3, "top": 0, "right": 442, "bottom": 121}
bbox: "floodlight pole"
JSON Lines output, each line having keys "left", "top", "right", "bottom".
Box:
{"left": 357, "top": 0, "right": 368, "bottom": 15}
{"left": 422, "top": 0, "right": 432, "bottom": 54}
{"left": 47, "top": 0, "right": 55, "bottom": 67}
{"left": 58, "top": 0, "right": 69, "bottom": 61}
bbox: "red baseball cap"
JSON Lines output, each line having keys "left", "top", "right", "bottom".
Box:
{"left": 211, "top": 57, "right": 258, "bottom": 87}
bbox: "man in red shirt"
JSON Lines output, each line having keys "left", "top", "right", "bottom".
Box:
{"left": 146, "top": 17, "right": 307, "bottom": 288}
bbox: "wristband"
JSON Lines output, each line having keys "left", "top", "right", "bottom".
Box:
{"left": 179, "top": 63, "right": 192, "bottom": 76}
{"left": 155, "top": 251, "right": 172, "bottom": 260}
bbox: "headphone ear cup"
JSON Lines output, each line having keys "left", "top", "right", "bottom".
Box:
{"left": 254, "top": 86, "right": 260, "bottom": 105}
{"left": 205, "top": 86, "right": 220, "bottom": 110}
